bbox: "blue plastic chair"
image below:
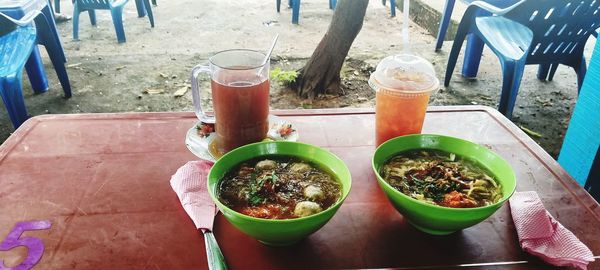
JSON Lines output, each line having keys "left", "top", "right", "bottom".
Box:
{"left": 0, "top": 11, "right": 40, "bottom": 128}
{"left": 276, "top": 0, "right": 336, "bottom": 24}
{"left": 72, "top": 0, "right": 130, "bottom": 43}
{"left": 57, "top": 0, "right": 154, "bottom": 28}
{"left": 2, "top": 0, "right": 70, "bottom": 95}
{"left": 558, "top": 39, "right": 600, "bottom": 202}
{"left": 445, "top": 0, "right": 600, "bottom": 118}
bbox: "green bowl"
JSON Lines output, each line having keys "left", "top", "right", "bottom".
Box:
{"left": 207, "top": 141, "right": 352, "bottom": 246}
{"left": 372, "top": 134, "right": 516, "bottom": 235}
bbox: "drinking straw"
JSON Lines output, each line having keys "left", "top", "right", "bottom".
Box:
{"left": 403, "top": 0, "right": 410, "bottom": 53}
{"left": 258, "top": 34, "right": 279, "bottom": 76}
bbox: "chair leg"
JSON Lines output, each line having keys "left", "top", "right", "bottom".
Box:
{"left": 54, "top": 0, "right": 60, "bottom": 13}
{"left": 329, "top": 0, "right": 336, "bottom": 9}
{"left": 88, "top": 10, "right": 97, "bottom": 26}
{"left": 24, "top": 49, "right": 50, "bottom": 94}
{"left": 435, "top": 0, "right": 456, "bottom": 51}
{"left": 0, "top": 76, "right": 29, "bottom": 129}
{"left": 110, "top": 7, "right": 126, "bottom": 43}
{"left": 537, "top": 64, "right": 550, "bottom": 81}
{"left": 444, "top": 20, "right": 470, "bottom": 87}
{"left": 135, "top": 0, "right": 147, "bottom": 18}
{"left": 288, "top": 0, "right": 292, "bottom": 8}
{"left": 35, "top": 12, "right": 72, "bottom": 97}
{"left": 390, "top": 0, "right": 396, "bottom": 17}
{"left": 498, "top": 59, "right": 526, "bottom": 119}
{"left": 537, "top": 63, "right": 559, "bottom": 81}
{"left": 143, "top": 0, "right": 155, "bottom": 27}
{"left": 41, "top": 4, "right": 66, "bottom": 63}
{"left": 277, "top": 0, "right": 281, "bottom": 12}
{"left": 548, "top": 63, "right": 559, "bottom": 81}
{"left": 292, "top": 0, "right": 300, "bottom": 24}
{"left": 461, "top": 34, "right": 484, "bottom": 78}
{"left": 576, "top": 58, "right": 587, "bottom": 93}
{"left": 73, "top": 4, "right": 80, "bottom": 40}
{"left": 152, "top": 0, "right": 156, "bottom": 6}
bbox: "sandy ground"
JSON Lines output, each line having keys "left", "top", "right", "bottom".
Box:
{"left": 0, "top": 0, "right": 592, "bottom": 158}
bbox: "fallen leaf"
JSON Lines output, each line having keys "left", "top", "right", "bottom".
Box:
{"left": 159, "top": 73, "right": 168, "bottom": 78}
{"left": 519, "top": 125, "right": 543, "bottom": 138}
{"left": 173, "top": 86, "right": 189, "bottom": 97}
{"left": 143, "top": 88, "right": 165, "bottom": 95}
{"left": 116, "top": 65, "right": 126, "bottom": 70}
{"left": 67, "top": 63, "right": 82, "bottom": 68}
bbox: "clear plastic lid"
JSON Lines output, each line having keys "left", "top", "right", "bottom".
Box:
{"left": 369, "top": 54, "right": 439, "bottom": 95}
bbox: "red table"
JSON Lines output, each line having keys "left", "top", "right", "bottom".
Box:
{"left": 0, "top": 106, "right": 598, "bottom": 269}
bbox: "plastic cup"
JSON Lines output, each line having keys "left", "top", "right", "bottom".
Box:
{"left": 369, "top": 54, "right": 439, "bottom": 146}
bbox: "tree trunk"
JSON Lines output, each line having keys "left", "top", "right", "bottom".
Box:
{"left": 295, "top": 0, "right": 369, "bottom": 98}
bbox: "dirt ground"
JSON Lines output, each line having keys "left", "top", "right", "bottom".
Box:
{"left": 0, "top": 0, "right": 591, "bottom": 158}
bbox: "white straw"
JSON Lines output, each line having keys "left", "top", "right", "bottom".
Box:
{"left": 403, "top": 0, "right": 410, "bottom": 53}
{"left": 258, "top": 34, "right": 279, "bottom": 76}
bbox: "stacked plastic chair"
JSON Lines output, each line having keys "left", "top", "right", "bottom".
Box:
{"left": 445, "top": 0, "right": 600, "bottom": 118}
{"left": 0, "top": 11, "right": 37, "bottom": 128}
{"left": 73, "top": 0, "right": 154, "bottom": 43}
{"left": 559, "top": 40, "right": 600, "bottom": 202}
{"left": 276, "top": 0, "right": 337, "bottom": 24}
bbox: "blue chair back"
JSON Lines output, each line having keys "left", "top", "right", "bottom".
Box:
{"left": 558, "top": 38, "right": 600, "bottom": 201}
{"left": 504, "top": 0, "right": 600, "bottom": 66}
{"left": 75, "top": 0, "right": 113, "bottom": 10}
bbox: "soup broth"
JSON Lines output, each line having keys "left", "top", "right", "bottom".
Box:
{"left": 218, "top": 156, "right": 342, "bottom": 219}
{"left": 381, "top": 149, "right": 502, "bottom": 208}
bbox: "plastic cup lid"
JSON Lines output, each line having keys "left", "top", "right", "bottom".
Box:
{"left": 369, "top": 54, "right": 439, "bottom": 94}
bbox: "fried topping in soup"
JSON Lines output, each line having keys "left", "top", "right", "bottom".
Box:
{"left": 381, "top": 150, "right": 502, "bottom": 208}
{"left": 218, "top": 156, "right": 341, "bottom": 219}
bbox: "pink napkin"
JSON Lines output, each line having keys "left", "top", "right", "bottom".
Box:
{"left": 170, "top": 160, "right": 216, "bottom": 231}
{"left": 509, "top": 191, "right": 595, "bottom": 269}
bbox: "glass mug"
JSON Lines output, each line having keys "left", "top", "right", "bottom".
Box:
{"left": 191, "top": 49, "right": 270, "bottom": 157}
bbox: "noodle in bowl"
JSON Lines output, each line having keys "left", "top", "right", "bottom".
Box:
{"left": 372, "top": 134, "right": 516, "bottom": 235}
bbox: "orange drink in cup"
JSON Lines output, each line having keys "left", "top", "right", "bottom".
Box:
{"left": 369, "top": 54, "right": 439, "bottom": 146}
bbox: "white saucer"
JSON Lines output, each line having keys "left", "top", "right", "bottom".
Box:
{"left": 185, "top": 115, "right": 299, "bottom": 162}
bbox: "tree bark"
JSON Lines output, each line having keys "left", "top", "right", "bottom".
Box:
{"left": 295, "top": 0, "right": 369, "bottom": 98}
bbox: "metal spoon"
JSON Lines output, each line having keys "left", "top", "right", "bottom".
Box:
{"left": 201, "top": 226, "right": 227, "bottom": 270}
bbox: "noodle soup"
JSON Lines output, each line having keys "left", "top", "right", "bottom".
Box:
{"left": 381, "top": 149, "right": 502, "bottom": 208}
{"left": 218, "top": 156, "right": 342, "bottom": 219}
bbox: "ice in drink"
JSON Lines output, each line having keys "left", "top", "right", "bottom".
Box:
{"left": 369, "top": 54, "right": 439, "bottom": 146}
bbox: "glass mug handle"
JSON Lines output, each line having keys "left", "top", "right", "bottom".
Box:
{"left": 191, "top": 64, "right": 215, "bottom": 124}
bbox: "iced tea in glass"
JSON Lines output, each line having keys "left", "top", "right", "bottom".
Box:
{"left": 191, "top": 49, "right": 270, "bottom": 155}
{"left": 369, "top": 54, "right": 439, "bottom": 146}
{"left": 375, "top": 90, "right": 431, "bottom": 146}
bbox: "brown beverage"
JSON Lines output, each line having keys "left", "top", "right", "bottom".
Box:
{"left": 211, "top": 76, "right": 270, "bottom": 155}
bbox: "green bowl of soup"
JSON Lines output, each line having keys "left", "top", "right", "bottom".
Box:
{"left": 372, "top": 134, "right": 516, "bottom": 235}
{"left": 208, "top": 141, "right": 352, "bottom": 246}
